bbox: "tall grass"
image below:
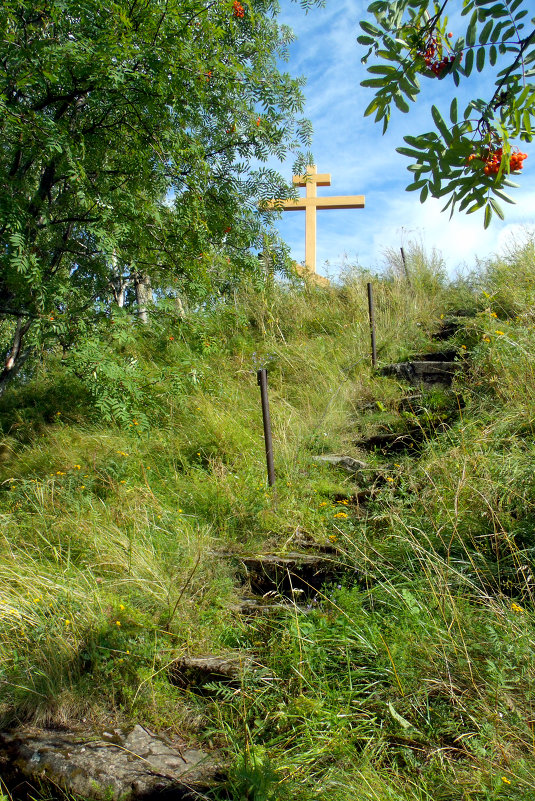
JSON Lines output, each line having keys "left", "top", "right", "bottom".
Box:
{"left": 1, "top": 239, "right": 535, "bottom": 798}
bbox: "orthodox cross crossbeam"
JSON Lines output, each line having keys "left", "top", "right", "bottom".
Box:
{"left": 267, "top": 165, "right": 365, "bottom": 275}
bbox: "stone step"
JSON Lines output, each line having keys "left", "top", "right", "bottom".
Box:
{"left": 168, "top": 654, "right": 274, "bottom": 693}
{"left": 379, "top": 360, "right": 458, "bottom": 387}
{"left": 312, "top": 454, "right": 368, "bottom": 474}
{"left": 282, "top": 526, "right": 339, "bottom": 554}
{"left": 0, "top": 724, "right": 221, "bottom": 801}
{"left": 431, "top": 311, "right": 474, "bottom": 341}
{"left": 355, "top": 423, "right": 451, "bottom": 454}
{"left": 235, "top": 552, "right": 352, "bottom": 598}
{"left": 358, "top": 394, "right": 423, "bottom": 412}
{"left": 230, "top": 594, "right": 312, "bottom": 616}
{"left": 169, "top": 654, "right": 253, "bottom": 688}
{"left": 409, "top": 350, "right": 458, "bottom": 362}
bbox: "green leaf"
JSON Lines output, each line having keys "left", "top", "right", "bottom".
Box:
{"left": 479, "top": 20, "right": 493, "bottom": 44}
{"left": 489, "top": 44, "right": 497, "bottom": 65}
{"left": 404, "top": 135, "right": 428, "bottom": 149}
{"left": 450, "top": 97, "right": 458, "bottom": 124}
{"left": 464, "top": 48, "right": 474, "bottom": 75}
{"left": 476, "top": 46, "right": 485, "bottom": 71}
{"left": 394, "top": 93, "right": 410, "bottom": 113}
{"left": 363, "top": 97, "right": 381, "bottom": 117}
{"left": 361, "top": 77, "right": 389, "bottom": 87}
{"left": 406, "top": 180, "right": 427, "bottom": 191}
{"left": 492, "top": 187, "right": 515, "bottom": 204}
{"left": 466, "top": 12, "right": 478, "bottom": 46}
{"left": 367, "top": 65, "right": 399, "bottom": 74}
{"left": 431, "top": 105, "right": 452, "bottom": 144}
{"left": 388, "top": 703, "right": 416, "bottom": 730}
{"left": 360, "top": 20, "right": 381, "bottom": 36}
{"left": 397, "top": 146, "right": 428, "bottom": 158}
{"left": 490, "top": 198, "right": 504, "bottom": 219}
{"left": 484, "top": 203, "right": 493, "bottom": 228}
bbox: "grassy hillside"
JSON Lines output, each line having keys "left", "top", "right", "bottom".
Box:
{"left": 1, "top": 240, "right": 535, "bottom": 800}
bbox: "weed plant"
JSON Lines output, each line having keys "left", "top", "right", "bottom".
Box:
{"left": 1, "top": 241, "right": 535, "bottom": 799}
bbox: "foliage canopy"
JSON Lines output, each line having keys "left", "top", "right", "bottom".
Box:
{"left": 0, "top": 0, "right": 319, "bottom": 394}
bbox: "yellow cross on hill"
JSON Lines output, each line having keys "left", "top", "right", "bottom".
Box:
{"left": 267, "top": 165, "right": 365, "bottom": 278}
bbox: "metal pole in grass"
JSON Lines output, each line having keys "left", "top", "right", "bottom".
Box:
{"left": 400, "top": 247, "right": 412, "bottom": 287}
{"left": 367, "top": 282, "right": 377, "bottom": 369}
{"left": 257, "top": 368, "right": 275, "bottom": 486}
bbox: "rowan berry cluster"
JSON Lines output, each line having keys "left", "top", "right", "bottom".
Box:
{"left": 233, "top": 1, "right": 244, "bottom": 17}
{"left": 418, "top": 32, "right": 457, "bottom": 76}
{"left": 467, "top": 145, "right": 528, "bottom": 175}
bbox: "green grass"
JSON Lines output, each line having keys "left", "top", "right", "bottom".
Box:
{"left": 1, "top": 242, "right": 535, "bottom": 799}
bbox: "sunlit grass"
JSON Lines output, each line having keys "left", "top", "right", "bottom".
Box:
{"left": 1, "top": 240, "right": 535, "bottom": 798}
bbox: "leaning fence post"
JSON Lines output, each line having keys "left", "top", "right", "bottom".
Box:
{"left": 257, "top": 368, "right": 275, "bottom": 486}
{"left": 367, "top": 282, "right": 377, "bottom": 369}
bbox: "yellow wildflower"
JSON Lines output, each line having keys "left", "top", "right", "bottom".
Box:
{"left": 511, "top": 602, "right": 524, "bottom": 613}
{"left": 495, "top": 330, "right": 505, "bottom": 336}
{"left": 490, "top": 312, "right": 497, "bottom": 318}
{"left": 333, "top": 512, "right": 348, "bottom": 519}
{"left": 501, "top": 777, "right": 511, "bottom": 784}
{"left": 386, "top": 476, "right": 394, "bottom": 483}
{"left": 115, "top": 620, "right": 121, "bottom": 627}
{"left": 119, "top": 604, "right": 125, "bottom": 611}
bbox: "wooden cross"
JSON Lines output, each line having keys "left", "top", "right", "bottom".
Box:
{"left": 268, "top": 165, "right": 365, "bottom": 275}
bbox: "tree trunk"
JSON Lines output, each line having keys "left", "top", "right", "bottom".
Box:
{"left": 110, "top": 251, "right": 128, "bottom": 307}
{"left": 134, "top": 272, "right": 152, "bottom": 323}
{"left": 0, "top": 317, "right": 32, "bottom": 396}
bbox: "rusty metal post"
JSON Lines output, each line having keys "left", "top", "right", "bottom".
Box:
{"left": 257, "top": 369, "right": 275, "bottom": 486}
{"left": 400, "top": 247, "right": 411, "bottom": 287}
{"left": 367, "top": 282, "right": 377, "bottom": 369}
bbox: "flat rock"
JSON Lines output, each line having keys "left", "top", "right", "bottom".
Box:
{"left": 237, "top": 552, "right": 349, "bottom": 597}
{"left": 0, "top": 724, "right": 220, "bottom": 800}
{"left": 229, "top": 595, "right": 308, "bottom": 616}
{"left": 169, "top": 654, "right": 253, "bottom": 688}
{"left": 355, "top": 428, "right": 426, "bottom": 454}
{"left": 409, "top": 350, "right": 458, "bottom": 362}
{"left": 282, "top": 527, "right": 338, "bottom": 554}
{"left": 379, "top": 361, "right": 458, "bottom": 386}
{"left": 312, "top": 454, "right": 368, "bottom": 474}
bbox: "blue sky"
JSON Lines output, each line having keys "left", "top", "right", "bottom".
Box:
{"left": 268, "top": 0, "right": 535, "bottom": 279}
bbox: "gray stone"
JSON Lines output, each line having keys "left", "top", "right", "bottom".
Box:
{"left": 0, "top": 724, "right": 220, "bottom": 800}
{"left": 312, "top": 454, "right": 368, "bottom": 474}
{"left": 238, "top": 552, "right": 350, "bottom": 598}
{"left": 379, "top": 360, "right": 458, "bottom": 386}
{"left": 169, "top": 654, "right": 253, "bottom": 687}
